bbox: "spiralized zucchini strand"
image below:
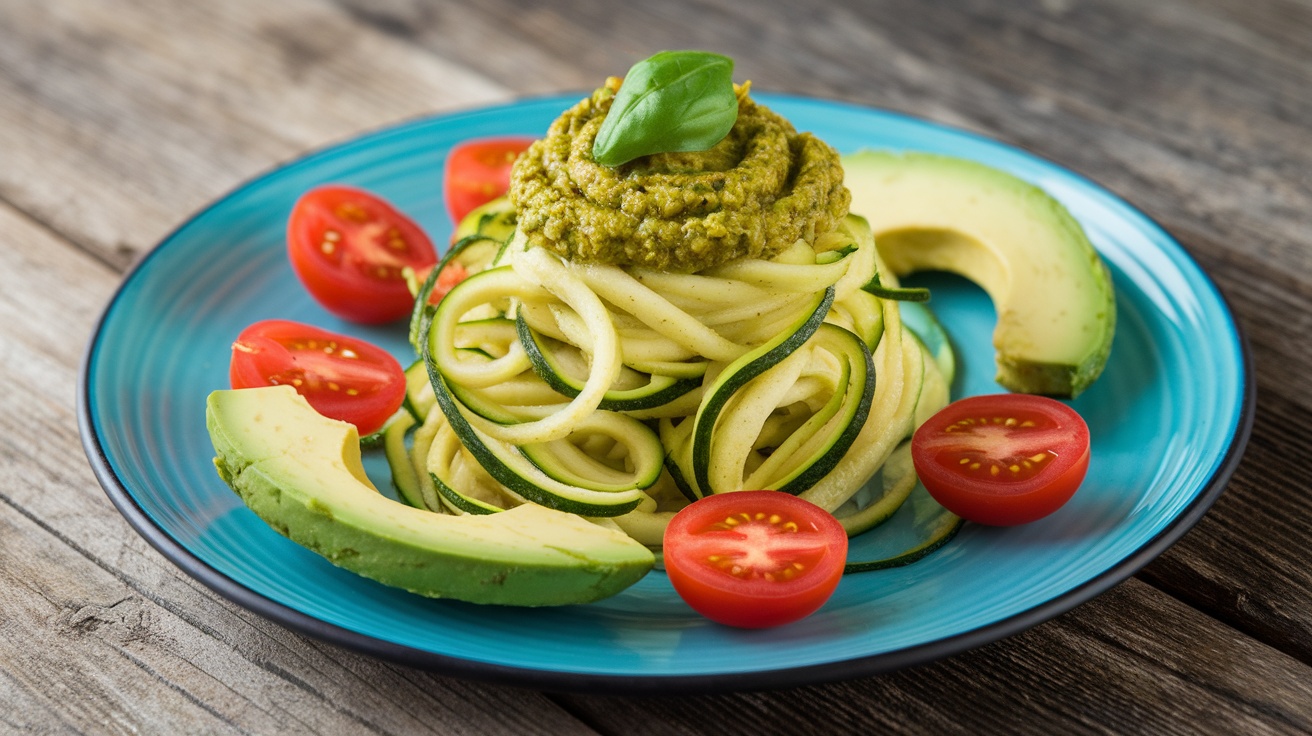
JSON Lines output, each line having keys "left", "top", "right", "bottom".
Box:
{"left": 630, "top": 268, "right": 779, "bottom": 307}
{"left": 430, "top": 268, "right": 537, "bottom": 388}
{"left": 707, "top": 344, "right": 812, "bottom": 493}
{"left": 701, "top": 250, "right": 852, "bottom": 292}
{"left": 413, "top": 212, "right": 950, "bottom": 549}
{"left": 466, "top": 247, "right": 622, "bottom": 445}
{"left": 800, "top": 320, "right": 921, "bottom": 513}
{"left": 575, "top": 263, "right": 750, "bottom": 361}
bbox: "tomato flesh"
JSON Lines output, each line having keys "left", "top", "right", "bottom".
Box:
{"left": 443, "top": 138, "right": 534, "bottom": 223}
{"left": 912, "top": 394, "right": 1090, "bottom": 526}
{"left": 229, "top": 320, "right": 406, "bottom": 436}
{"left": 288, "top": 186, "right": 437, "bottom": 324}
{"left": 663, "top": 491, "right": 847, "bottom": 629}
{"left": 413, "top": 261, "right": 470, "bottom": 306}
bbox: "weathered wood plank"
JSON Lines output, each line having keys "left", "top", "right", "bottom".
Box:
{"left": 0, "top": 0, "right": 511, "bottom": 270}
{"left": 560, "top": 580, "right": 1312, "bottom": 736}
{"left": 0, "top": 496, "right": 599, "bottom": 736}
{"left": 1139, "top": 394, "right": 1312, "bottom": 665}
{"left": 0, "top": 201, "right": 596, "bottom": 735}
{"left": 0, "top": 502, "right": 286, "bottom": 736}
{"left": 2, "top": 0, "right": 1312, "bottom": 732}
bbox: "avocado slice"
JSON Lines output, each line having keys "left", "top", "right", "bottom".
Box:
{"left": 843, "top": 151, "right": 1115, "bottom": 397}
{"left": 206, "top": 386, "right": 653, "bottom": 606}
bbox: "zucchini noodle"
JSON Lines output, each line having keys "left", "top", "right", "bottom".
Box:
{"left": 400, "top": 199, "right": 951, "bottom": 552}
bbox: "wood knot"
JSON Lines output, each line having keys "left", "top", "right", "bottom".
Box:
{"left": 61, "top": 596, "right": 148, "bottom": 644}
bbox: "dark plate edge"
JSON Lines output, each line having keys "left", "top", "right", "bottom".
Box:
{"left": 76, "top": 94, "right": 1257, "bottom": 696}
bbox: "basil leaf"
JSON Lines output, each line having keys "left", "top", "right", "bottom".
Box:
{"left": 592, "top": 51, "right": 738, "bottom": 167}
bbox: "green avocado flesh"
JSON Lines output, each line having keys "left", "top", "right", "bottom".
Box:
{"left": 843, "top": 151, "right": 1115, "bottom": 397}
{"left": 206, "top": 386, "right": 653, "bottom": 606}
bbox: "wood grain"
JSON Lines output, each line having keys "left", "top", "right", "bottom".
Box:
{"left": 0, "top": 201, "right": 595, "bottom": 735}
{"left": 0, "top": 0, "right": 510, "bottom": 270}
{"left": 561, "top": 581, "right": 1312, "bottom": 735}
{"left": 2, "top": 0, "right": 1311, "bottom": 732}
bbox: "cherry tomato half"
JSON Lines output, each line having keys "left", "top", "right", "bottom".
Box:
{"left": 229, "top": 320, "right": 406, "bottom": 436}
{"left": 663, "top": 491, "right": 848, "bottom": 629}
{"left": 413, "top": 261, "right": 469, "bottom": 306}
{"left": 912, "top": 394, "right": 1091, "bottom": 526}
{"left": 443, "top": 137, "right": 534, "bottom": 223}
{"left": 288, "top": 186, "right": 437, "bottom": 324}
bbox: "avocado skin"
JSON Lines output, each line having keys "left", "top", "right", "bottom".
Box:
{"left": 207, "top": 387, "right": 653, "bottom": 606}
{"left": 844, "top": 151, "right": 1115, "bottom": 398}
{"left": 988, "top": 176, "right": 1116, "bottom": 397}
{"left": 996, "top": 353, "right": 1110, "bottom": 399}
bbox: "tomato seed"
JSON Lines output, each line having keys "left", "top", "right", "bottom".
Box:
{"left": 336, "top": 204, "right": 368, "bottom": 222}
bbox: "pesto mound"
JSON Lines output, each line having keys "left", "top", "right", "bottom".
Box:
{"left": 509, "top": 80, "right": 850, "bottom": 272}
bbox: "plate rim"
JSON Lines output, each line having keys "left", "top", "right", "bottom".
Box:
{"left": 77, "top": 92, "right": 1256, "bottom": 694}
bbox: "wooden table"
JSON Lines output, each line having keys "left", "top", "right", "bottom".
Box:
{"left": 6, "top": 0, "right": 1311, "bottom": 732}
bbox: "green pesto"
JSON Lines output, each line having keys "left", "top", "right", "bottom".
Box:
{"left": 509, "top": 80, "right": 850, "bottom": 272}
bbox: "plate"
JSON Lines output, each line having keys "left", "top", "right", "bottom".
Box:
{"left": 79, "top": 94, "right": 1252, "bottom": 693}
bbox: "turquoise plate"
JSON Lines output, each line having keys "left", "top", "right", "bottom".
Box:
{"left": 79, "top": 95, "right": 1252, "bottom": 693}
